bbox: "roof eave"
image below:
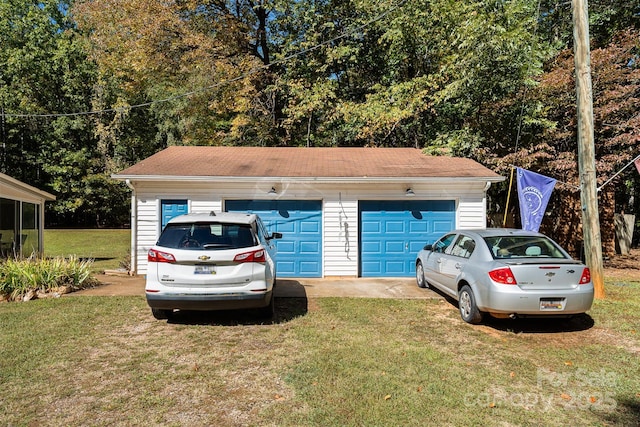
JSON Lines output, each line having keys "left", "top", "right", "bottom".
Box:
{"left": 112, "top": 174, "right": 505, "bottom": 184}
{"left": 0, "top": 173, "right": 56, "bottom": 201}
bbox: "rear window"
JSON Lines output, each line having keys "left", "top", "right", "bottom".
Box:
{"left": 157, "top": 222, "right": 256, "bottom": 250}
{"left": 483, "top": 236, "right": 567, "bottom": 259}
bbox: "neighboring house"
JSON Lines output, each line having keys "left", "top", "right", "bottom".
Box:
{"left": 113, "top": 147, "right": 504, "bottom": 278}
{"left": 0, "top": 173, "right": 56, "bottom": 257}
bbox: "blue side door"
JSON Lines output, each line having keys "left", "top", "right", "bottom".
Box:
{"left": 226, "top": 200, "right": 322, "bottom": 277}
{"left": 359, "top": 200, "right": 456, "bottom": 277}
{"left": 161, "top": 200, "right": 188, "bottom": 230}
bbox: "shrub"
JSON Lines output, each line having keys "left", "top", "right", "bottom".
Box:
{"left": 0, "top": 255, "right": 98, "bottom": 301}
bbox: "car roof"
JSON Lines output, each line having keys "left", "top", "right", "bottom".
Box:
{"left": 453, "top": 228, "right": 547, "bottom": 238}
{"left": 167, "top": 212, "right": 257, "bottom": 225}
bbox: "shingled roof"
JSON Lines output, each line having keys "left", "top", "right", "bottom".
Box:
{"left": 114, "top": 146, "right": 503, "bottom": 182}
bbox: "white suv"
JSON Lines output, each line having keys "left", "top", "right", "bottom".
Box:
{"left": 145, "top": 212, "right": 281, "bottom": 320}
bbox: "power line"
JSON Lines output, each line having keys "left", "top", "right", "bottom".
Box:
{"left": 1, "top": 0, "right": 407, "bottom": 120}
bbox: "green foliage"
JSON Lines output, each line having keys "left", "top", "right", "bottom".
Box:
{"left": 423, "top": 127, "right": 484, "bottom": 157}
{"left": 539, "top": 0, "right": 640, "bottom": 48}
{"left": 270, "top": 0, "right": 551, "bottom": 146}
{"left": 0, "top": 0, "right": 130, "bottom": 227}
{"left": 1, "top": 0, "right": 638, "bottom": 234}
{"left": 0, "top": 255, "right": 97, "bottom": 300}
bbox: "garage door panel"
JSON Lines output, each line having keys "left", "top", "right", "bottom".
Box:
{"left": 385, "top": 241, "right": 405, "bottom": 253}
{"left": 300, "top": 241, "right": 319, "bottom": 253}
{"left": 276, "top": 241, "right": 295, "bottom": 254}
{"left": 409, "top": 221, "right": 428, "bottom": 233}
{"left": 434, "top": 220, "right": 455, "bottom": 233}
{"left": 161, "top": 200, "right": 188, "bottom": 230}
{"left": 300, "top": 262, "right": 320, "bottom": 274}
{"left": 385, "top": 221, "right": 405, "bottom": 233}
{"left": 360, "top": 200, "right": 455, "bottom": 277}
{"left": 409, "top": 241, "right": 426, "bottom": 253}
{"left": 226, "top": 200, "right": 322, "bottom": 277}
{"left": 362, "top": 241, "right": 381, "bottom": 254}
{"left": 277, "top": 261, "right": 296, "bottom": 275}
{"left": 385, "top": 261, "right": 405, "bottom": 275}
{"left": 300, "top": 221, "right": 320, "bottom": 233}
{"left": 277, "top": 222, "right": 296, "bottom": 233}
{"left": 362, "top": 221, "right": 381, "bottom": 233}
{"left": 362, "top": 261, "right": 382, "bottom": 275}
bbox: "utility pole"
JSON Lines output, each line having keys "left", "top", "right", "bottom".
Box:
{"left": 572, "top": 0, "right": 605, "bottom": 299}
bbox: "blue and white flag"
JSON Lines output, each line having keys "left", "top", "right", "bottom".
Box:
{"left": 516, "top": 168, "right": 557, "bottom": 232}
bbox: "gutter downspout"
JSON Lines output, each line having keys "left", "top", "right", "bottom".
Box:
{"left": 484, "top": 181, "right": 492, "bottom": 229}
{"left": 125, "top": 179, "right": 137, "bottom": 275}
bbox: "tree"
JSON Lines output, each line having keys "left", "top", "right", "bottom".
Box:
{"left": 272, "top": 0, "right": 550, "bottom": 148}
{"left": 73, "top": 0, "right": 280, "bottom": 146}
{"left": 480, "top": 29, "right": 640, "bottom": 256}
{"left": 0, "top": 0, "right": 130, "bottom": 226}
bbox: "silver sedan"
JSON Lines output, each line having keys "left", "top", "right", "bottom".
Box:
{"left": 415, "top": 228, "right": 594, "bottom": 324}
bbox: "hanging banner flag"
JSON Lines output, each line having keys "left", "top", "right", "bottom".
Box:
{"left": 516, "top": 168, "right": 557, "bottom": 232}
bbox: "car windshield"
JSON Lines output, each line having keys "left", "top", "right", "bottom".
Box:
{"left": 157, "top": 222, "right": 256, "bottom": 250}
{"left": 483, "top": 235, "right": 567, "bottom": 259}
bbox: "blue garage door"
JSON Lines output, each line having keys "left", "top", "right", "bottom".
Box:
{"left": 360, "top": 200, "right": 456, "bottom": 277}
{"left": 161, "top": 199, "right": 188, "bottom": 230}
{"left": 226, "top": 200, "right": 322, "bottom": 277}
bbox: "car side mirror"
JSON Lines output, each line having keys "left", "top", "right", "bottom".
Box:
{"left": 269, "top": 232, "right": 283, "bottom": 240}
{"left": 423, "top": 244, "right": 433, "bottom": 251}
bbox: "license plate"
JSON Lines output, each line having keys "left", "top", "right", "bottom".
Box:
{"left": 194, "top": 265, "right": 216, "bottom": 275}
{"left": 540, "top": 298, "right": 565, "bottom": 310}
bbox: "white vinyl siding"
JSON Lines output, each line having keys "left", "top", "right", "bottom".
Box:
{"left": 457, "top": 197, "right": 487, "bottom": 229}
{"left": 323, "top": 197, "right": 358, "bottom": 277}
{"left": 127, "top": 181, "right": 491, "bottom": 276}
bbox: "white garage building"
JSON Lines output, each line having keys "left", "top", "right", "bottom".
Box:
{"left": 113, "top": 147, "right": 504, "bottom": 278}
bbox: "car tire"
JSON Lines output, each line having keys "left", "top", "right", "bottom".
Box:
{"left": 256, "top": 294, "right": 275, "bottom": 319}
{"left": 151, "top": 308, "right": 173, "bottom": 320}
{"left": 416, "top": 261, "right": 428, "bottom": 288}
{"left": 458, "top": 285, "right": 483, "bottom": 324}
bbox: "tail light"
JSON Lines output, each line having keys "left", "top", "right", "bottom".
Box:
{"left": 579, "top": 267, "right": 591, "bottom": 284}
{"left": 148, "top": 249, "right": 176, "bottom": 263}
{"left": 488, "top": 267, "right": 517, "bottom": 285}
{"left": 234, "top": 249, "right": 266, "bottom": 263}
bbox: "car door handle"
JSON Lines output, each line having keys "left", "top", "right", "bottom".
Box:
{"left": 436, "top": 258, "right": 442, "bottom": 263}
{"left": 455, "top": 263, "right": 462, "bottom": 270}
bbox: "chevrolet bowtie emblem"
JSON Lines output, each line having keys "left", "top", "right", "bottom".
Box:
{"left": 198, "top": 255, "right": 211, "bottom": 261}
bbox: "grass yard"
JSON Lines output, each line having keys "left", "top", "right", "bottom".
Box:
{"left": 0, "top": 278, "right": 638, "bottom": 426}
{"left": 44, "top": 229, "right": 130, "bottom": 272}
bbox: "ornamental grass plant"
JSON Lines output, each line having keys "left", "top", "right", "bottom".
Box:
{"left": 0, "top": 255, "right": 97, "bottom": 301}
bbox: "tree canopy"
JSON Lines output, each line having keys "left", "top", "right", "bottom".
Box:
{"left": 0, "top": 0, "right": 638, "bottom": 249}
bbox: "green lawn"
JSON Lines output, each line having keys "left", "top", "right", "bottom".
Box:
{"left": 5, "top": 229, "right": 637, "bottom": 425}
{"left": 44, "top": 229, "right": 130, "bottom": 272}
{"left": 0, "top": 280, "right": 638, "bottom": 426}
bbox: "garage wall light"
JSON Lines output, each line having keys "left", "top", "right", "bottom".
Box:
{"left": 268, "top": 187, "right": 277, "bottom": 195}
{"left": 405, "top": 188, "right": 415, "bottom": 197}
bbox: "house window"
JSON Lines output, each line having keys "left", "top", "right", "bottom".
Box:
{"left": 21, "top": 202, "right": 39, "bottom": 256}
{"left": 0, "top": 198, "right": 17, "bottom": 256}
{"left": 0, "top": 198, "right": 40, "bottom": 257}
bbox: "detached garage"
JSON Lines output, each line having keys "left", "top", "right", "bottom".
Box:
{"left": 113, "top": 147, "right": 503, "bottom": 278}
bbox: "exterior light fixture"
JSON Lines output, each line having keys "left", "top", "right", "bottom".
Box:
{"left": 405, "top": 188, "right": 415, "bottom": 197}
{"left": 268, "top": 187, "right": 277, "bottom": 195}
